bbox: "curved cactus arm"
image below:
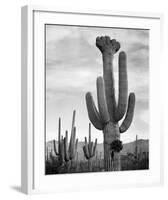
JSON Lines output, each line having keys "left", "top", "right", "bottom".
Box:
{"left": 53, "top": 139, "right": 59, "bottom": 156}
{"left": 85, "top": 92, "right": 104, "bottom": 130}
{"left": 84, "top": 137, "right": 87, "bottom": 146}
{"left": 115, "top": 52, "right": 128, "bottom": 121}
{"left": 83, "top": 146, "right": 89, "bottom": 159}
{"left": 84, "top": 137, "right": 89, "bottom": 157}
{"left": 119, "top": 93, "right": 135, "bottom": 133}
{"left": 64, "top": 131, "right": 69, "bottom": 162}
{"left": 97, "top": 76, "right": 110, "bottom": 124}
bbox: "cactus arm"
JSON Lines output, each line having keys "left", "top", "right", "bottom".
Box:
{"left": 71, "top": 110, "right": 76, "bottom": 131}
{"left": 89, "top": 142, "right": 93, "bottom": 157}
{"left": 64, "top": 131, "right": 69, "bottom": 162}
{"left": 84, "top": 137, "right": 87, "bottom": 146}
{"left": 84, "top": 137, "right": 89, "bottom": 157}
{"left": 83, "top": 122, "right": 97, "bottom": 160}
{"left": 68, "top": 130, "right": 72, "bottom": 157}
{"left": 97, "top": 76, "right": 110, "bottom": 124}
{"left": 75, "top": 138, "right": 78, "bottom": 149}
{"left": 88, "top": 123, "right": 92, "bottom": 156}
{"left": 69, "top": 127, "right": 76, "bottom": 159}
{"left": 69, "top": 110, "right": 76, "bottom": 153}
{"left": 58, "top": 118, "right": 61, "bottom": 153}
{"left": 85, "top": 92, "right": 104, "bottom": 130}
{"left": 83, "top": 146, "right": 89, "bottom": 159}
{"left": 69, "top": 110, "right": 76, "bottom": 151}
{"left": 115, "top": 52, "right": 128, "bottom": 121}
{"left": 119, "top": 93, "right": 135, "bottom": 133}
{"left": 75, "top": 138, "right": 78, "bottom": 157}
{"left": 89, "top": 123, "right": 91, "bottom": 143}
{"left": 93, "top": 138, "right": 97, "bottom": 156}
{"left": 60, "top": 137, "right": 65, "bottom": 164}
{"left": 72, "top": 127, "right": 76, "bottom": 152}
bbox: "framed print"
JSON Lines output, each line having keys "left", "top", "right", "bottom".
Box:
{"left": 21, "top": 5, "right": 163, "bottom": 194}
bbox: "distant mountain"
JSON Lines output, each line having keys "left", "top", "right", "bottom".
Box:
{"left": 121, "top": 139, "right": 149, "bottom": 156}
{"left": 46, "top": 139, "right": 149, "bottom": 161}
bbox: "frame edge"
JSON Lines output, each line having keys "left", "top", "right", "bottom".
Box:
{"left": 21, "top": 5, "right": 34, "bottom": 194}
{"left": 21, "top": 5, "right": 28, "bottom": 194}
{"left": 21, "top": 5, "right": 164, "bottom": 194}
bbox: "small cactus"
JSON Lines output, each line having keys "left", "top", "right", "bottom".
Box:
{"left": 53, "top": 110, "right": 78, "bottom": 172}
{"left": 83, "top": 123, "right": 97, "bottom": 171}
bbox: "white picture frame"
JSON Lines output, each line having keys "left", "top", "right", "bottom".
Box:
{"left": 21, "top": 5, "right": 163, "bottom": 194}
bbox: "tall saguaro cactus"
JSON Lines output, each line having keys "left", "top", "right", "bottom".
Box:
{"left": 53, "top": 110, "right": 78, "bottom": 171}
{"left": 85, "top": 36, "right": 135, "bottom": 171}
{"left": 83, "top": 123, "right": 97, "bottom": 171}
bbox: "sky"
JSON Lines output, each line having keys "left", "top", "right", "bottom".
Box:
{"left": 45, "top": 24, "right": 149, "bottom": 144}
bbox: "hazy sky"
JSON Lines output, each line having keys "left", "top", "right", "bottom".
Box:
{"left": 46, "top": 24, "right": 149, "bottom": 143}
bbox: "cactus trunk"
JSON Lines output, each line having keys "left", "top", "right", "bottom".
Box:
{"left": 102, "top": 51, "right": 120, "bottom": 171}
{"left": 88, "top": 158, "right": 92, "bottom": 171}
{"left": 102, "top": 53, "right": 116, "bottom": 121}
{"left": 103, "top": 122, "right": 120, "bottom": 171}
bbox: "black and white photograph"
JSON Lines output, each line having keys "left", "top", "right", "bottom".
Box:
{"left": 45, "top": 24, "right": 149, "bottom": 175}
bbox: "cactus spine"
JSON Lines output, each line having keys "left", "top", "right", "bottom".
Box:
{"left": 53, "top": 110, "right": 78, "bottom": 171}
{"left": 85, "top": 36, "right": 135, "bottom": 171}
{"left": 83, "top": 123, "right": 97, "bottom": 171}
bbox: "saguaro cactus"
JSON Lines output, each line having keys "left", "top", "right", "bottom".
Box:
{"left": 85, "top": 36, "right": 135, "bottom": 171}
{"left": 53, "top": 117, "right": 64, "bottom": 165}
{"left": 83, "top": 123, "right": 97, "bottom": 171}
{"left": 53, "top": 110, "right": 78, "bottom": 171}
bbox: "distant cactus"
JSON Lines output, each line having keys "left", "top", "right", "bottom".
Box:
{"left": 53, "top": 110, "right": 78, "bottom": 172}
{"left": 53, "top": 117, "right": 64, "bottom": 165}
{"left": 135, "top": 135, "right": 138, "bottom": 159}
{"left": 83, "top": 123, "right": 97, "bottom": 171}
{"left": 85, "top": 36, "right": 135, "bottom": 171}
